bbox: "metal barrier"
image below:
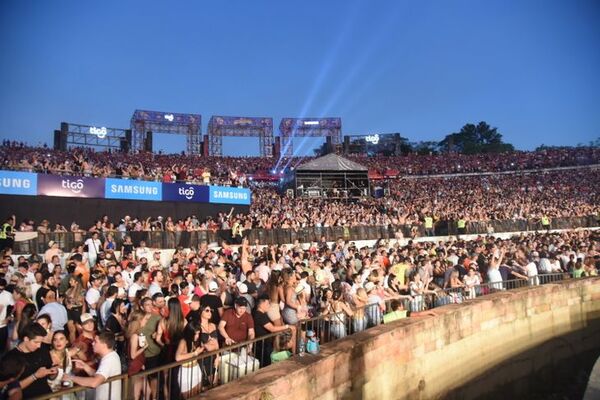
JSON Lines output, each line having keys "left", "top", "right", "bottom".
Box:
{"left": 32, "top": 272, "right": 577, "bottom": 400}
{"left": 13, "top": 215, "right": 599, "bottom": 253}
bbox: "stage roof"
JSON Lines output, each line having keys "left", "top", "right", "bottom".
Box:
{"left": 296, "top": 153, "right": 368, "bottom": 172}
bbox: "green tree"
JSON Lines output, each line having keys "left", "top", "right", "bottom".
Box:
{"left": 440, "top": 121, "right": 514, "bottom": 154}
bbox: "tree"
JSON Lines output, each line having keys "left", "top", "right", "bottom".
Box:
{"left": 439, "top": 121, "right": 514, "bottom": 154}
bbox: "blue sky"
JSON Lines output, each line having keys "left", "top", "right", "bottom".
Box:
{"left": 0, "top": 0, "right": 598, "bottom": 156}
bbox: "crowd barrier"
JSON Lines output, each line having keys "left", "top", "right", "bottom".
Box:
{"left": 14, "top": 215, "right": 599, "bottom": 254}
{"left": 31, "top": 273, "right": 572, "bottom": 400}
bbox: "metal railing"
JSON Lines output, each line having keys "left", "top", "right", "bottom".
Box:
{"left": 31, "top": 272, "right": 574, "bottom": 400}
{"left": 13, "top": 215, "right": 599, "bottom": 254}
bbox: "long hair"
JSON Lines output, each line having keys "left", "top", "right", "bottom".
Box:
{"left": 126, "top": 310, "right": 147, "bottom": 338}
{"left": 182, "top": 319, "right": 201, "bottom": 353}
{"left": 266, "top": 270, "right": 282, "bottom": 299}
{"left": 165, "top": 298, "right": 185, "bottom": 344}
{"left": 18, "top": 303, "right": 38, "bottom": 338}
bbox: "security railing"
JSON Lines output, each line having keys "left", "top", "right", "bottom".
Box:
{"left": 31, "top": 272, "right": 575, "bottom": 400}
{"left": 13, "top": 215, "right": 599, "bottom": 254}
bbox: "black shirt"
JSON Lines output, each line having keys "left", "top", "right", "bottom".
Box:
{"left": 8, "top": 344, "right": 52, "bottom": 398}
{"left": 253, "top": 310, "right": 272, "bottom": 338}
{"left": 200, "top": 294, "right": 223, "bottom": 325}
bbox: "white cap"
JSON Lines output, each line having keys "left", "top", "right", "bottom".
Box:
{"left": 365, "top": 282, "right": 376, "bottom": 293}
{"left": 208, "top": 281, "right": 219, "bottom": 292}
{"left": 237, "top": 282, "right": 248, "bottom": 294}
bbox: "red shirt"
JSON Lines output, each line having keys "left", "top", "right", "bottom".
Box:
{"left": 178, "top": 295, "right": 191, "bottom": 317}
{"left": 221, "top": 308, "right": 254, "bottom": 343}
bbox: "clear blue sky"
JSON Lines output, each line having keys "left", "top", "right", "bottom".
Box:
{"left": 0, "top": 0, "right": 598, "bottom": 156}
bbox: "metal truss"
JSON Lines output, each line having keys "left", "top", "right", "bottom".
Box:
{"left": 63, "top": 123, "right": 127, "bottom": 150}
{"left": 130, "top": 110, "right": 202, "bottom": 154}
{"left": 279, "top": 118, "right": 342, "bottom": 157}
{"left": 207, "top": 116, "right": 273, "bottom": 157}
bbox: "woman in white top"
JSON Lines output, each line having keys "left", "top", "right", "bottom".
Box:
{"left": 487, "top": 247, "right": 505, "bottom": 290}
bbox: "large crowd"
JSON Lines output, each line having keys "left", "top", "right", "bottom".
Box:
{"left": 0, "top": 228, "right": 597, "bottom": 399}
{"left": 0, "top": 141, "right": 599, "bottom": 399}
{"left": 7, "top": 167, "right": 599, "bottom": 235}
{"left": 2, "top": 142, "right": 599, "bottom": 186}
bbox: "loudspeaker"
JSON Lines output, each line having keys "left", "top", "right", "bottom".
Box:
{"left": 326, "top": 136, "right": 333, "bottom": 154}
{"left": 120, "top": 139, "right": 129, "bottom": 153}
{"left": 145, "top": 131, "right": 153, "bottom": 152}
{"left": 203, "top": 135, "right": 209, "bottom": 157}
{"left": 53, "top": 130, "right": 61, "bottom": 150}
{"left": 273, "top": 137, "right": 281, "bottom": 159}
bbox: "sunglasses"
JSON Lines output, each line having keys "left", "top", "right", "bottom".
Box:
{"left": 202, "top": 309, "right": 212, "bottom": 313}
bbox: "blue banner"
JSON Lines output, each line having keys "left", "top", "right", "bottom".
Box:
{"left": 105, "top": 178, "right": 162, "bottom": 201}
{"left": 209, "top": 186, "right": 251, "bottom": 205}
{"left": 162, "top": 183, "right": 209, "bottom": 203}
{"left": 0, "top": 171, "right": 38, "bottom": 196}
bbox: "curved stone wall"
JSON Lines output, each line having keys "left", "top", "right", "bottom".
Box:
{"left": 205, "top": 277, "right": 600, "bottom": 400}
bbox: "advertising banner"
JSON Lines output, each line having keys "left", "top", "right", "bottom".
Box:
{"left": 209, "top": 186, "right": 251, "bottom": 205}
{"left": 0, "top": 170, "right": 38, "bottom": 196}
{"left": 162, "top": 183, "right": 210, "bottom": 203}
{"left": 37, "top": 174, "right": 105, "bottom": 198}
{"left": 105, "top": 178, "right": 162, "bottom": 201}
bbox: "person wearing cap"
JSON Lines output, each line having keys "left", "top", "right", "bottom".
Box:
{"left": 72, "top": 313, "right": 98, "bottom": 373}
{"left": 218, "top": 297, "right": 255, "bottom": 346}
{"left": 236, "top": 282, "right": 254, "bottom": 312}
{"left": 200, "top": 281, "right": 224, "bottom": 325}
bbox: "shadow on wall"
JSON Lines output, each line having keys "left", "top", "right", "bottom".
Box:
{"left": 445, "top": 320, "right": 600, "bottom": 400}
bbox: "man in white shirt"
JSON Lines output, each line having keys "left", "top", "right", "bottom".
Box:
{"left": 84, "top": 232, "right": 102, "bottom": 268}
{"left": 148, "top": 270, "right": 164, "bottom": 298}
{"left": 135, "top": 241, "right": 151, "bottom": 262}
{"left": 38, "top": 290, "right": 68, "bottom": 331}
{"left": 64, "top": 332, "right": 122, "bottom": 400}
{"left": 526, "top": 253, "right": 540, "bottom": 286}
{"left": 0, "top": 278, "right": 15, "bottom": 351}
{"left": 85, "top": 274, "right": 103, "bottom": 318}
{"left": 128, "top": 271, "right": 145, "bottom": 303}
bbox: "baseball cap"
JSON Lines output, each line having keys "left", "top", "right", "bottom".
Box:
{"left": 80, "top": 313, "right": 94, "bottom": 324}
{"left": 237, "top": 282, "right": 248, "bottom": 294}
{"left": 364, "top": 282, "right": 376, "bottom": 293}
{"left": 208, "top": 281, "right": 219, "bottom": 292}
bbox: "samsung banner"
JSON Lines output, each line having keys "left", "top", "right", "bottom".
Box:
{"left": 37, "top": 174, "right": 105, "bottom": 198}
{"left": 209, "top": 186, "right": 251, "bottom": 205}
{"left": 0, "top": 171, "right": 38, "bottom": 196}
{"left": 105, "top": 178, "right": 162, "bottom": 201}
{"left": 0, "top": 170, "right": 250, "bottom": 205}
{"left": 162, "top": 183, "right": 209, "bottom": 203}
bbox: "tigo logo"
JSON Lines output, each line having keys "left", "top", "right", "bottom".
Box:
{"left": 62, "top": 179, "right": 85, "bottom": 194}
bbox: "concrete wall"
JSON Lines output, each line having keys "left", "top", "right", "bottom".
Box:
{"left": 203, "top": 278, "right": 600, "bottom": 400}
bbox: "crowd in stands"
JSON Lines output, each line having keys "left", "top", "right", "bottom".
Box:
{"left": 0, "top": 228, "right": 597, "bottom": 399}
{"left": 2, "top": 142, "right": 599, "bottom": 187}
{"left": 7, "top": 167, "right": 599, "bottom": 236}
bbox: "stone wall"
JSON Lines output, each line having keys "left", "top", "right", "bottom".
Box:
{"left": 202, "top": 278, "right": 600, "bottom": 400}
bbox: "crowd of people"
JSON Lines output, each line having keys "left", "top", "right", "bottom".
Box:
{"left": 2, "top": 142, "right": 599, "bottom": 186}
{"left": 6, "top": 167, "right": 599, "bottom": 237}
{"left": 0, "top": 227, "right": 597, "bottom": 399}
